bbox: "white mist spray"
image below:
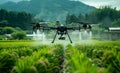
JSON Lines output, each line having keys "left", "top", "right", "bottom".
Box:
{"left": 79, "top": 32, "right": 82, "bottom": 40}
{"left": 33, "top": 30, "right": 46, "bottom": 41}
{"left": 89, "top": 31, "right": 92, "bottom": 39}
{"left": 79, "top": 30, "right": 93, "bottom": 40}
{"left": 42, "top": 32, "right": 46, "bottom": 41}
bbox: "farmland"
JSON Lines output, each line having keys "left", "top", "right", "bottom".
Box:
{"left": 0, "top": 40, "right": 120, "bottom": 73}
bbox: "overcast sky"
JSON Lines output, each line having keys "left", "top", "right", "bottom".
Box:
{"left": 79, "top": 0, "right": 120, "bottom": 10}
{"left": 0, "top": 0, "right": 120, "bottom": 10}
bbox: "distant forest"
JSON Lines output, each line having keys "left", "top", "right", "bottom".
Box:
{"left": 0, "top": 6, "right": 120, "bottom": 31}
{"left": 0, "top": 9, "right": 33, "bottom": 30}
{"left": 0, "top": 0, "right": 95, "bottom": 21}
{"left": 66, "top": 6, "right": 120, "bottom": 28}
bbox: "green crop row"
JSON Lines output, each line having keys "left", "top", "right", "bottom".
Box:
{"left": 63, "top": 43, "right": 120, "bottom": 73}
{"left": 64, "top": 44, "right": 98, "bottom": 73}
{"left": 0, "top": 42, "right": 64, "bottom": 73}
{"left": 0, "top": 40, "right": 120, "bottom": 73}
{"left": 12, "top": 45, "right": 64, "bottom": 73}
{"left": 74, "top": 42, "right": 120, "bottom": 73}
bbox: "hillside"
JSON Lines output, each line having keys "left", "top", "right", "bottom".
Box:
{"left": 0, "top": 0, "right": 96, "bottom": 21}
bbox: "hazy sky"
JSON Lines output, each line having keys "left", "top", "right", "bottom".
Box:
{"left": 79, "top": 0, "right": 120, "bottom": 10}
{"left": 0, "top": 0, "right": 120, "bottom": 9}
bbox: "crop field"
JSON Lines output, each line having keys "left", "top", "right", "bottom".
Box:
{"left": 0, "top": 40, "right": 120, "bottom": 73}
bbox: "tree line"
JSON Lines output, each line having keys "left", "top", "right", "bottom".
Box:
{"left": 0, "top": 6, "right": 120, "bottom": 40}
{"left": 0, "top": 6, "right": 120, "bottom": 31}
{"left": 66, "top": 6, "right": 120, "bottom": 28}
{"left": 0, "top": 9, "right": 33, "bottom": 30}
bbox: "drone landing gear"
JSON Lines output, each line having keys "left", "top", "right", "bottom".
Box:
{"left": 51, "top": 31, "right": 72, "bottom": 43}
{"left": 67, "top": 31, "right": 72, "bottom": 43}
{"left": 51, "top": 31, "right": 58, "bottom": 43}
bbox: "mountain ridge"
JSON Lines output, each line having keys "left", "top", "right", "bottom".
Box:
{"left": 0, "top": 0, "right": 96, "bottom": 21}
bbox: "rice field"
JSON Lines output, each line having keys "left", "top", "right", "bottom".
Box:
{"left": 0, "top": 40, "right": 120, "bottom": 73}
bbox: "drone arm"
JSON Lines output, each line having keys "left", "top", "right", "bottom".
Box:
{"left": 67, "top": 27, "right": 81, "bottom": 31}
{"left": 67, "top": 27, "right": 74, "bottom": 30}
{"left": 50, "top": 27, "right": 57, "bottom": 30}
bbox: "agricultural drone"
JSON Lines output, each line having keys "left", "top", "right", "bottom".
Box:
{"left": 32, "top": 21, "right": 92, "bottom": 43}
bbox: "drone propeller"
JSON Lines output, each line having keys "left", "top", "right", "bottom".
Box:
{"left": 32, "top": 22, "right": 45, "bottom": 32}
{"left": 76, "top": 22, "right": 92, "bottom": 30}
{"left": 78, "top": 21, "right": 91, "bottom": 25}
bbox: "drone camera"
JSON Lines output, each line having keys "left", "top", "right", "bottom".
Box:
{"left": 59, "top": 37, "right": 65, "bottom": 40}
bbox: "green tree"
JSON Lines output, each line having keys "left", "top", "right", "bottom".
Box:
{"left": 0, "top": 20, "right": 8, "bottom": 27}
{"left": 66, "top": 13, "right": 71, "bottom": 24}
{"left": 0, "top": 9, "right": 8, "bottom": 21}
{"left": 88, "top": 6, "right": 120, "bottom": 27}
{"left": 11, "top": 31, "right": 27, "bottom": 40}
{"left": 2, "top": 27, "right": 16, "bottom": 34}
{"left": 66, "top": 14, "right": 78, "bottom": 24}
{"left": 110, "top": 18, "right": 120, "bottom": 27}
{"left": 0, "top": 9, "right": 33, "bottom": 30}
{"left": 78, "top": 13, "right": 85, "bottom": 22}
